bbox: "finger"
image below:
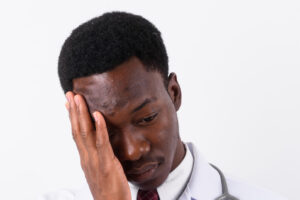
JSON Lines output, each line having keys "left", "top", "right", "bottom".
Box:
{"left": 93, "top": 111, "right": 115, "bottom": 161}
{"left": 66, "top": 91, "right": 87, "bottom": 157}
{"left": 74, "top": 94, "right": 96, "bottom": 151}
{"left": 65, "top": 101, "right": 70, "bottom": 111}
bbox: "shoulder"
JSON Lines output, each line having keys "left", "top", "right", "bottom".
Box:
{"left": 186, "top": 142, "right": 287, "bottom": 200}
{"left": 226, "top": 176, "right": 287, "bottom": 200}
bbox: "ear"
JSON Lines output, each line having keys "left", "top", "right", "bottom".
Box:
{"left": 167, "top": 72, "right": 182, "bottom": 111}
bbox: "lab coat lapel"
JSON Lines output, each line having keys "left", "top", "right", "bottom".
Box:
{"left": 179, "top": 143, "right": 222, "bottom": 200}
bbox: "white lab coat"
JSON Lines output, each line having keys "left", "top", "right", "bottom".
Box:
{"left": 178, "top": 143, "right": 287, "bottom": 200}
{"left": 38, "top": 142, "right": 287, "bottom": 200}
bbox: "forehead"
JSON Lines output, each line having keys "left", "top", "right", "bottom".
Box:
{"left": 72, "top": 57, "right": 165, "bottom": 115}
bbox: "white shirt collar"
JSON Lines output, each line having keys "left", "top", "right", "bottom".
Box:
{"left": 129, "top": 143, "right": 194, "bottom": 200}
{"left": 178, "top": 142, "right": 222, "bottom": 200}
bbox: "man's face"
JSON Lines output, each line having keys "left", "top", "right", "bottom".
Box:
{"left": 72, "top": 57, "right": 184, "bottom": 190}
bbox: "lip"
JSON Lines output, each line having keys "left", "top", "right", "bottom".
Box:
{"left": 126, "top": 162, "right": 159, "bottom": 183}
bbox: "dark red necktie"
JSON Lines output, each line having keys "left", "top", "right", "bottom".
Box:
{"left": 137, "top": 189, "right": 160, "bottom": 200}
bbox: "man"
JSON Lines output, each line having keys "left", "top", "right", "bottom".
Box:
{"left": 42, "top": 12, "right": 286, "bottom": 200}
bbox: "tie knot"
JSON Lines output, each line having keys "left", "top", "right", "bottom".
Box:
{"left": 137, "top": 189, "right": 160, "bottom": 200}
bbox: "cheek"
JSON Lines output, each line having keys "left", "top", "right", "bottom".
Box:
{"left": 148, "top": 108, "right": 179, "bottom": 154}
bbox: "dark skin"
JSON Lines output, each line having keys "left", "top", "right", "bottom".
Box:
{"left": 65, "top": 57, "right": 185, "bottom": 200}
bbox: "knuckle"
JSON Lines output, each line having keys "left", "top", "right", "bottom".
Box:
{"left": 102, "top": 169, "right": 110, "bottom": 177}
{"left": 95, "top": 140, "right": 102, "bottom": 148}
{"left": 80, "top": 127, "right": 93, "bottom": 138}
{"left": 80, "top": 157, "right": 89, "bottom": 171}
{"left": 72, "top": 130, "right": 79, "bottom": 140}
{"left": 95, "top": 134, "right": 109, "bottom": 148}
{"left": 72, "top": 134, "right": 77, "bottom": 141}
{"left": 95, "top": 139, "right": 106, "bottom": 148}
{"left": 80, "top": 130, "right": 89, "bottom": 138}
{"left": 102, "top": 159, "right": 117, "bottom": 175}
{"left": 81, "top": 132, "right": 87, "bottom": 138}
{"left": 100, "top": 164, "right": 111, "bottom": 176}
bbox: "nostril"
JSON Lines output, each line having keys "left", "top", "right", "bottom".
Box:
{"left": 140, "top": 141, "right": 150, "bottom": 153}
{"left": 119, "top": 137, "right": 142, "bottom": 161}
{"left": 119, "top": 136, "right": 150, "bottom": 162}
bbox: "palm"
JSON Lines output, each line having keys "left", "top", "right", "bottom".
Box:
{"left": 66, "top": 92, "right": 131, "bottom": 200}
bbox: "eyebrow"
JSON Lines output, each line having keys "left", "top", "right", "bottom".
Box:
{"left": 131, "top": 98, "right": 156, "bottom": 114}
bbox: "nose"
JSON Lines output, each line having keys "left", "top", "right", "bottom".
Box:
{"left": 117, "top": 128, "right": 150, "bottom": 161}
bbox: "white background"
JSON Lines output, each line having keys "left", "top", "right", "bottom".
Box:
{"left": 0, "top": 0, "right": 299, "bottom": 199}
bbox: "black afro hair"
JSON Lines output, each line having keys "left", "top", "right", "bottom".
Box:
{"left": 58, "top": 11, "right": 169, "bottom": 93}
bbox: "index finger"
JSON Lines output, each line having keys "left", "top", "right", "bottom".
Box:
{"left": 74, "top": 94, "right": 97, "bottom": 151}
{"left": 93, "top": 111, "right": 115, "bottom": 162}
{"left": 66, "top": 91, "right": 87, "bottom": 157}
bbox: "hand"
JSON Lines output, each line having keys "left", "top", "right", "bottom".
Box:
{"left": 65, "top": 91, "right": 131, "bottom": 200}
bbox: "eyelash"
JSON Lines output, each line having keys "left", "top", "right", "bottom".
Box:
{"left": 107, "top": 113, "right": 159, "bottom": 137}
{"left": 139, "top": 113, "right": 158, "bottom": 124}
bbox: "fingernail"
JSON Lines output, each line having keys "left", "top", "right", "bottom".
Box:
{"left": 66, "top": 93, "right": 71, "bottom": 103}
{"left": 93, "top": 112, "right": 99, "bottom": 122}
{"left": 74, "top": 96, "right": 80, "bottom": 106}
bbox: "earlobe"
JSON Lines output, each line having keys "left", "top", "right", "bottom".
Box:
{"left": 167, "top": 73, "right": 182, "bottom": 111}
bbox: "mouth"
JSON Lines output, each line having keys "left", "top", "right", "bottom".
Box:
{"left": 126, "top": 162, "right": 159, "bottom": 183}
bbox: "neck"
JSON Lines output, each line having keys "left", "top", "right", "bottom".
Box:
{"left": 170, "top": 139, "right": 186, "bottom": 172}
